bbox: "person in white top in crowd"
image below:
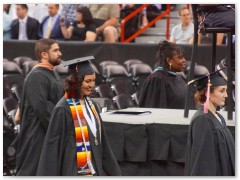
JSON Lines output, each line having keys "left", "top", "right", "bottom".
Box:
{"left": 8, "top": 4, "right": 63, "bottom": 23}
{"left": 10, "top": 4, "right": 39, "bottom": 40}
{"left": 8, "top": 4, "right": 36, "bottom": 20}
{"left": 3, "top": 4, "right": 12, "bottom": 40}
{"left": 170, "top": 7, "right": 194, "bottom": 44}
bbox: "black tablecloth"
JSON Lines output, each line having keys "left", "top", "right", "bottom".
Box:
{"left": 103, "top": 122, "right": 235, "bottom": 176}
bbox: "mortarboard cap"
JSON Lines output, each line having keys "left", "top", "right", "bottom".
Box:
{"left": 188, "top": 68, "right": 227, "bottom": 113}
{"left": 188, "top": 68, "right": 227, "bottom": 91}
{"left": 62, "top": 56, "right": 95, "bottom": 76}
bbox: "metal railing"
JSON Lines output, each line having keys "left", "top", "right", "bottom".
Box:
{"left": 120, "top": 4, "right": 171, "bottom": 43}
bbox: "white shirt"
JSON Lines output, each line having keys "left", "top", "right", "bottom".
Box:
{"left": 170, "top": 22, "right": 194, "bottom": 44}
{"left": 18, "top": 16, "right": 28, "bottom": 40}
{"left": 214, "top": 114, "right": 223, "bottom": 125}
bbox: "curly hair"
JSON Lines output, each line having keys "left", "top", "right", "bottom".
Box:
{"left": 154, "top": 40, "right": 185, "bottom": 69}
{"left": 64, "top": 74, "right": 85, "bottom": 99}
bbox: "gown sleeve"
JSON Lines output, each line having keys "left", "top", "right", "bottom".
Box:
{"left": 37, "top": 107, "right": 69, "bottom": 176}
{"left": 185, "top": 115, "right": 217, "bottom": 175}
{"left": 138, "top": 76, "right": 167, "bottom": 108}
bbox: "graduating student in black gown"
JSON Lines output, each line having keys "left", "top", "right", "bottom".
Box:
{"left": 185, "top": 69, "right": 235, "bottom": 176}
{"left": 37, "top": 57, "right": 121, "bottom": 176}
{"left": 139, "top": 40, "right": 187, "bottom": 108}
{"left": 15, "top": 39, "right": 64, "bottom": 175}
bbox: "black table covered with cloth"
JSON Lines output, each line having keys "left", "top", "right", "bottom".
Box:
{"left": 101, "top": 108, "right": 235, "bottom": 176}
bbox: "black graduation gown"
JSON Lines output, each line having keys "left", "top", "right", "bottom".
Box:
{"left": 16, "top": 67, "right": 64, "bottom": 176}
{"left": 36, "top": 96, "right": 121, "bottom": 176}
{"left": 138, "top": 70, "right": 187, "bottom": 109}
{"left": 184, "top": 107, "right": 235, "bottom": 176}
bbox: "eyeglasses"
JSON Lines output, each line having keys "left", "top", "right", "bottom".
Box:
{"left": 180, "top": 13, "right": 190, "bottom": 17}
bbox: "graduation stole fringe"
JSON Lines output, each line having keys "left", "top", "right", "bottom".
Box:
{"left": 65, "top": 93, "right": 101, "bottom": 175}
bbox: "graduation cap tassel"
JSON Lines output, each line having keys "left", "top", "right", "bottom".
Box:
{"left": 71, "top": 65, "right": 79, "bottom": 98}
{"left": 203, "top": 74, "right": 211, "bottom": 113}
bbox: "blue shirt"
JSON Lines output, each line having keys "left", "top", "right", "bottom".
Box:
{"left": 3, "top": 11, "right": 11, "bottom": 40}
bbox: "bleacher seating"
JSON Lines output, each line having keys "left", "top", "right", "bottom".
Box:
{"left": 3, "top": 80, "right": 11, "bottom": 99}
{"left": 99, "top": 60, "right": 119, "bottom": 77}
{"left": 131, "top": 91, "right": 141, "bottom": 106}
{"left": 90, "top": 62, "right": 104, "bottom": 85}
{"left": 22, "top": 61, "right": 38, "bottom": 76}
{"left": 13, "top": 56, "right": 33, "bottom": 69}
{"left": 113, "top": 94, "right": 136, "bottom": 109}
{"left": 11, "top": 85, "right": 22, "bottom": 102}
{"left": 95, "top": 83, "right": 115, "bottom": 99}
{"left": 3, "top": 61, "right": 24, "bottom": 89}
{"left": 124, "top": 59, "right": 143, "bottom": 73}
{"left": 129, "top": 63, "right": 152, "bottom": 91}
{"left": 3, "top": 114, "right": 17, "bottom": 176}
{"left": 3, "top": 58, "right": 10, "bottom": 62}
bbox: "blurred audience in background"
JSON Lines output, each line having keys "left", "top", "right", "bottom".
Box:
{"left": 170, "top": 7, "right": 194, "bottom": 44}
{"left": 38, "top": 4, "right": 64, "bottom": 40}
{"left": 60, "top": 6, "right": 97, "bottom": 41}
{"left": 89, "top": 4, "right": 120, "bottom": 43}
{"left": 10, "top": 4, "right": 39, "bottom": 40}
{"left": 3, "top": 4, "right": 12, "bottom": 40}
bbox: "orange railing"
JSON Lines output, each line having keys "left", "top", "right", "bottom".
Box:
{"left": 120, "top": 4, "right": 171, "bottom": 43}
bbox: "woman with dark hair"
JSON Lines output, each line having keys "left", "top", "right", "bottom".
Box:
{"left": 185, "top": 69, "right": 235, "bottom": 176}
{"left": 60, "top": 6, "right": 97, "bottom": 41}
{"left": 37, "top": 57, "right": 121, "bottom": 176}
{"left": 138, "top": 40, "right": 187, "bottom": 108}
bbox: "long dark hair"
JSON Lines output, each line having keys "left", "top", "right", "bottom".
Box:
{"left": 154, "top": 40, "right": 185, "bottom": 69}
{"left": 64, "top": 74, "right": 85, "bottom": 99}
{"left": 76, "top": 6, "right": 93, "bottom": 25}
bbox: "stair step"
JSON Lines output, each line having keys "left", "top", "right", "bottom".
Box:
{"left": 155, "top": 18, "right": 180, "bottom": 28}
{"left": 169, "top": 10, "right": 179, "bottom": 18}
{"left": 135, "top": 36, "right": 166, "bottom": 44}
{"left": 141, "top": 28, "right": 167, "bottom": 35}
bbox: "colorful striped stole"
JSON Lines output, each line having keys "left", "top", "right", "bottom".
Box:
{"left": 66, "top": 96, "right": 101, "bottom": 176}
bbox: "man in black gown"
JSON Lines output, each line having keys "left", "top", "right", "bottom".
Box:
{"left": 15, "top": 39, "right": 64, "bottom": 175}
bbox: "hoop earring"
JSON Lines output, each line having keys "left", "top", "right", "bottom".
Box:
{"left": 169, "top": 63, "right": 172, "bottom": 70}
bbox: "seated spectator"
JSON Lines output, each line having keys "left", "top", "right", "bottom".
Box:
{"left": 196, "top": 4, "right": 235, "bottom": 45}
{"left": 61, "top": 4, "right": 83, "bottom": 23}
{"left": 60, "top": 6, "right": 96, "bottom": 41}
{"left": 120, "top": 4, "right": 148, "bottom": 41}
{"left": 89, "top": 4, "right": 120, "bottom": 43}
{"left": 197, "top": 4, "right": 235, "bottom": 34}
{"left": 3, "top": 4, "right": 11, "bottom": 40}
{"left": 139, "top": 40, "right": 187, "bottom": 109}
{"left": 8, "top": 4, "right": 36, "bottom": 20}
{"left": 198, "top": 33, "right": 225, "bottom": 45}
{"left": 146, "top": 4, "right": 176, "bottom": 27}
{"left": 11, "top": 4, "right": 39, "bottom": 40}
{"left": 39, "top": 4, "right": 64, "bottom": 40}
{"left": 146, "top": 4, "right": 162, "bottom": 26}
{"left": 170, "top": 7, "right": 194, "bottom": 44}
